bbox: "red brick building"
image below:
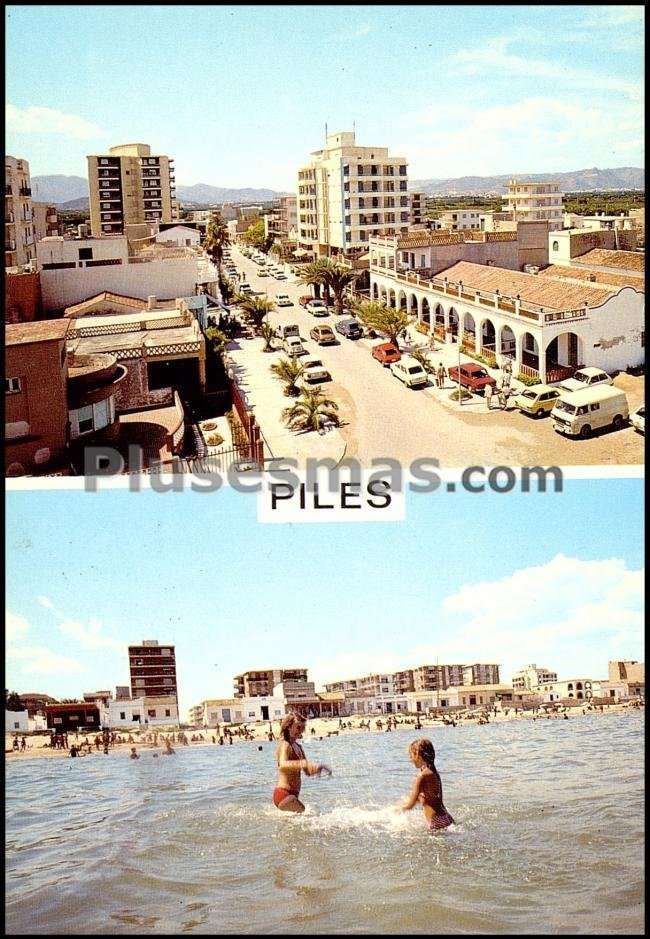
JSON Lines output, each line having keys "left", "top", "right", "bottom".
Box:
{"left": 128, "top": 640, "right": 178, "bottom": 702}
{"left": 43, "top": 702, "right": 101, "bottom": 732}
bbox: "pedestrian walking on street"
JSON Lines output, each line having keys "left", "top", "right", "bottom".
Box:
{"left": 485, "top": 382, "right": 493, "bottom": 410}
{"left": 437, "top": 362, "right": 447, "bottom": 389}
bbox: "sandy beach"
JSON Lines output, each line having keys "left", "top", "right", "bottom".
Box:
{"left": 5, "top": 698, "right": 641, "bottom": 762}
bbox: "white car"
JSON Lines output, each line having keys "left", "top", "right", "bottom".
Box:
{"left": 257, "top": 268, "right": 269, "bottom": 277}
{"left": 273, "top": 269, "right": 287, "bottom": 280}
{"left": 302, "top": 357, "right": 331, "bottom": 383}
{"left": 560, "top": 367, "right": 612, "bottom": 393}
{"left": 390, "top": 355, "right": 428, "bottom": 388}
{"left": 239, "top": 282, "right": 253, "bottom": 294}
{"left": 276, "top": 294, "right": 293, "bottom": 307}
{"left": 306, "top": 299, "right": 329, "bottom": 316}
{"left": 283, "top": 336, "right": 306, "bottom": 357}
{"left": 630, "top": 405, "right": 645, "bottom": 434}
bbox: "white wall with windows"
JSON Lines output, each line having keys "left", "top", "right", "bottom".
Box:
{"left": 69, "top": 396, "right": 116, "bottom": 439}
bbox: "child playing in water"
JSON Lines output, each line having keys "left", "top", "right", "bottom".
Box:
{"left": 400, "top": 738, "right": 454, "bottom": 831}
{"left": 273, "top": 713, "right": 331, "bottom": 813}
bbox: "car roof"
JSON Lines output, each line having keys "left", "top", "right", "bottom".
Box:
{"left": 398, "top": 354, "right": 425, "bottom": 367}
{"left": 462, "top": 362, "right": 485, "bottom": 372}
{"left": 558, "top": 385, "right": 625, "bottom": 403}
{"left": 574, "top": 366, "right": 609, "bottom": 376}
{"left": 522, "top": 383, "right": 557, "bottom": 394}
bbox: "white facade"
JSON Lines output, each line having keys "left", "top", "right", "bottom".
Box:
{"left": 298, "top": 131, "right": 409, "bottom": 256}
{"left": 370, "top": 255, "right": 645, "bottom": 383}
{"left": 5, "top": 155, "right": 35, "bottom": 268}
{"left": 5, "top": 710, "right": 30, "bottom": 732}
{"left": 101, "top": 695, "right": 179, "bottom": 729}
{"left": 504, "top": 179, "right": 563, "bottom": 224}
{"left": 513, "top": 664, "right": 558, "bottom": 691}
{"left": 437, "top": 209, "right": 482, "bottom": 231}
{"left": 199, "top": 696, "right": 286, "bottom": 727}
{"left": 155, "top": 225, "right": 201, "bottom": 248}
{"left": 534, "top": 679, "right": 593, "bottom": 703}
{"left": 36, "top": 236, "right": 219, "bottom": 312}
{"left": 343, "top": 693, "right": 409, "bottom": 716}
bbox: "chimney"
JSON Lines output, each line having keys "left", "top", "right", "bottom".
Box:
{"left": 147, "top": 295, "right": 156, "bottom": 311}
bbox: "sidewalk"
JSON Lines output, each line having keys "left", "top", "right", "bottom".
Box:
{"left": 226, "top": 336, "right": 348, "bottom": 465}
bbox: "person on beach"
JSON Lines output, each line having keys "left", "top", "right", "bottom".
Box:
{"left": 273, "top": 713, "right": 331, "bottom": 813}
{"left": 129, "top": 747, "right": 140, "bottom": 760}
{"left": 163, "top": 738, "right": 175, "bottom": 755}
{"left": 401, "top": 738, "right": 455, "bottom": 831}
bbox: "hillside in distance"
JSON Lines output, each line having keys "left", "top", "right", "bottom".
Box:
{"left": 411, "top": 167, "right": 644, "bottom": 195}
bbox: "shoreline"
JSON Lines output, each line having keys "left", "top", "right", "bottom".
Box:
{"left": 5, "top": 699, "right": 642, "bottom": 763}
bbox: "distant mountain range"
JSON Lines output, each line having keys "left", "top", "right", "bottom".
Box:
{"left": 31, "top": 175, "right": 287, "bottom": 210}
{"left": 411, "top": 167, "right": 645, "bottom": 195}
{"left": 31, "top": 166, "right": 644, "bottom": 210}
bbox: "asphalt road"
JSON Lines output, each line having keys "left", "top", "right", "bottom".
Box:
{"left": 227, "top": 246, "right": 644, "bottom": 470}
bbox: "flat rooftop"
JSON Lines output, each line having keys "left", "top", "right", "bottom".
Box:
{"left": 69, "top": 323, "right": 200, "bottom": 357}
{"left": 6, "top": 319, "right": 70, "bottom": 346}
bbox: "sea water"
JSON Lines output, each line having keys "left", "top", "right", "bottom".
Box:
{"left": 5, "top": 710, "right": 644, "bottom": 934}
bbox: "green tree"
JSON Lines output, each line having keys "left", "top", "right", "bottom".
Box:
{"left": 322, "top": 264, "right": 357, "bottom": 315}
{"left": 242, "top": 218, "right": 271, "bottom": 251}
{"left": 259, "top": 320, "right": 277, "bottom": 352}
{"left": 353, "top": 300, "right": 410, "bottom": 345}
{"left": 5, "top": 691, "right": 23, "bottom": 711}
{"left": 282, "top": 387, "right": 340, "bottom": 432}
{"left": 299, "top": 258, "right": 335, "bottom": 303}
{"left": 270, "top": 356, "right": 304, "bottom": 396}
{"left": 204, "top": 213, "right": 230, "bottom": 265}
{"left": 205, "top": 327, "right": 229, "bottom": 357}
{"left": 236, "top": 295, "right": 275, "bottom": 334}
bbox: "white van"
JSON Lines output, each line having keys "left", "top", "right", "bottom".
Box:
{"left": 551, "top": 385, "right": 629, "bottom": 438}
{"left": 283, "top": 335, "right": 305, "bottom": 357}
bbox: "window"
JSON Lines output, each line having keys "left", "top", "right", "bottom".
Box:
{"left": 552, "top": 241, "right": 559, "bottom": 251}
{"left": 77, "top": 405, "right": 94, "bottom": 435}
{"left": 78, "top": 247, "right": 93, "bottom": 261}
{"left": 148, "top": 709, "right": 156, "bottom": 718}
{"left": 165, "top": 709, "right": 171, "bottom": 717}
{"left": 5, "top": 377, "right": 21, "bottom": 394}
{"left": 120, "top": 712, "right": 126, "bottom": 720}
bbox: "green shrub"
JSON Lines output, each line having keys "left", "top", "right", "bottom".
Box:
{"left": 516, "top": 372, "right": 539, "bottom": 386}
{"left": 449, "top": 388, "right": 472, "bottom": 402}
{"left": 206, "top": 433, "right": 224, "bottom": 446}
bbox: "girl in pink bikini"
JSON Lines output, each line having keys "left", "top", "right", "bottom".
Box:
{"left": 273, "top": 713, "right": 331, "bottom": 813}
{"left": 400, "top": 738, "right": 455, "bottom": 831}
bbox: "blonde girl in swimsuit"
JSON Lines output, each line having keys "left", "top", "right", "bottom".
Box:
{"left": 273, "top": 713, "right": 331, "bottom": 813}
{"left": 400, "top": 738, "right": 455, "bottom": 831}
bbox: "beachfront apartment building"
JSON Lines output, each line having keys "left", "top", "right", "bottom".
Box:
{"left": 5, "top": 155, "right": 35, "bottom": 269}
{"left": 504, "top": 179, "right": 563, "bottom": 224}
{"left": 129, "top": 641, "right": 178, "bottom": 702}
{"left": 87, "top": 143, "right": 178, "bottom": 237}
{"left": 369, "top": 248, "right": 645, "bottom": 384}
{"left": 297, "top": 130, "right": 410, "bottom": 259}
{"left": 233, "top": 669, "right": 309, "bottom": 698}
{"left": 513, "top": 664, "right": 558, "bottom": 691}
{"left": 264, "top": 195, "right": 298, "bottom": 245}
{"left": 534, "top": 678, "right": 594, "bottom": 703}
{"left": 326, "top": 663, "right": 500, "bottom": 696}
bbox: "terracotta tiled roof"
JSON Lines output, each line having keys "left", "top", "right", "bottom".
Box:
{"left": 435, "top": 261, "right": 615, "bottom": 311}
{"left": 397, "top": 231, "right": 464, "bottom": 249}
{"left": 573, "top": 248, "right": 645, "bottom": 273}
{"left": 540, "top": 264, "right": 645, "bottom": 293}
{"left": 64, "top": 292, "right": 148, "bottom": 317}
{"left": 6, "top": 319, "right": 70, "bottom": 345}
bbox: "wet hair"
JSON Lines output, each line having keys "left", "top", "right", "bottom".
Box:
{"left": 280, "top": 713, "right": 306, "bottom": 742}
{"left": 409, "top": 738, "right": 436, "bottom": 770}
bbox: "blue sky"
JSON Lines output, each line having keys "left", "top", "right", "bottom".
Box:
{"left": 6, "top": 480, "right": 644, "bottom": 716}
{"left": 5, "top": 5, "right": 644, "bottom": 189}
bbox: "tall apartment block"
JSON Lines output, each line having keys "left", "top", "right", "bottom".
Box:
{"left": 297, "top": 131, "right": 410, "bottom": 258}
{"left": 128, "top": 640, "right": 178, "bottom": 701}
{"left": 326, "top": 663, "right": 501, "bottom": 694}
{"left": 5, "top": 156, "right": 35, "bottom": 268}
{"left": 87, "top": 144, "right": 178, "bottom": 237}
{"left": 409, "top": 191, "right": 426, "bottom": 227}
{"left": 504, "top": 179, "right": 563, "bottom": 224}
{"left": 234, "top": 668, "right": 309, "bottom": 698}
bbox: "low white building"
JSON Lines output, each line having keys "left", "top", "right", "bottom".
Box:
{"left": 155, "top": 225, "right": 201, "bottom": 248}
{"left": 342, "top": 692, "right": 409, "bottom": 716}
{"left": 36, "top": 235, "right": 219, "bottom": 312}
{"left": 534, "top": 678, "right": 593, "bottom": 703}
{"left": 406, "top": 684, "right": 519, "bottom": 711}
{"left": 370, "top": 254, "right": 644, "bottom": 383}
{"left": 101, "top": 695, "right": 179, "bottom": 729}
{"left": 5, "top": 710, "right": 29, "bottom": 732}
{"left": 198, "top": 696, "right": 286, "bottom": 727}
{"left": 513, "top": 664, "right": 558, "bottom": 691}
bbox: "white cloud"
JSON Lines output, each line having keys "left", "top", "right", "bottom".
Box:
{"left": 58, "top": 618, "right": 124, "bottom": 652}
{"left": 6, "top": 611, "right": 30, "bottom": 642}
{"left": 7, "top": 644, "right": 85, "bottom": 676}
{"left": 583, "top": 5, "right": 644, "bottom": 28}
{"left": 37, "top": 595, "right": 56, "bottom": 611}
{"left": 6, "top": 104, "right": 107, "bottom": 140}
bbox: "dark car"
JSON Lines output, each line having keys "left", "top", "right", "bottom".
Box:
{"left": 448, "top": 362, "right": 497, "bottom": 394}
{"left": 336, "top": 317, "right": 363, "bottom": 339}
{"left": 372, "top": 342, "right": 401, "bottom": 366}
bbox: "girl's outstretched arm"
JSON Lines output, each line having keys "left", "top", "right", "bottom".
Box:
{"left": 401, "top": 776, "right": 422, "bottom": 812}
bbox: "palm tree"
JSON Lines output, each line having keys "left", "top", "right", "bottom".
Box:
{"left": 205, "top": 326, "right": 228, "bottom": 357}
{"left": 282, "top": 387, "right": 340, "bottom": 432}
{"left": 204, "top": 214, "right": 230, "bottom": 265}
{"left": 353, "top": 299, "right": 410, "bottom": 345}
{"left": 259, "top": 320, "right": 277, "bottom": 352}
{"left": 299, "top": 258, "right": 336, "bottom": 304}
{"left": 236, "top": 295, "right": 275, "bottom": 334}
{"left": 323, "top": 264, "right": 358, "bottom": 315}
{"left": 271, "top": 356, "right": 304, "bottom": 396}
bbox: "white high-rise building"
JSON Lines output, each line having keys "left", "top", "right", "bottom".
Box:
{"left": 5, "top": 155, "right": 35, "bottom": 269}
{"left": 297, "top": 130, "right": 410, "bottom": 258}
{"left": 504, "top": 179, "right": 563, "bottom": 224}
{"left": 512, "top": 664, "right": 558, "bottom": 691}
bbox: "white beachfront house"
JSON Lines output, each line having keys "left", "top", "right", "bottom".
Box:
{"left": 369, "top": 238, "right": 645, "bottom": 383}
{"left": 198, "top": 696, "right": 287, "bottom": 727}
{"left": 5, "top": 710, "right": 30, "bottom": 733}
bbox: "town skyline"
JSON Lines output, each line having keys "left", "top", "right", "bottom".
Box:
{"left": 6, "top": 5, "right": 644, "bottom": 188}
{"left": 6, "top": 479, "right": 644, "bottom": 716}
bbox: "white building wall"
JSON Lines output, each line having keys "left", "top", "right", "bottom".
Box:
{"left": 5, "top": 710, "right": 30, "bottom": 732}
{"left": 155, "top": 226, "right": 201, "bottom": 248}
{"left": 203, "top": 696, "right": 286, "bottom": 726}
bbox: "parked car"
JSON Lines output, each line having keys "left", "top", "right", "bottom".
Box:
{"left": 513, "top": 384, "right": 562, "bottom": 418}
{"left": 302, "top": 357, "right": 331, "bottom": 383}
{"left": 372, "top": 342, "right": 401, "bottom": 366}
{"left": 448, "top": 362, "right": 497, "bottom": 394}
{"left": 310, "top": 325, "right": 337, "bottom": 345}
{"left": 306, "top": 299, "right": 329, "bottom": 316}
{"left": 299, "top": 295, "right": 314, "bottom": 307}
{"left": 551, "top": 385, "right": 629, "bottom": 437}
{"left": 278, "top": 324, "right": 300, "bottom": 339}
{"left": 239, "top": 282, "right": 253, "bottom": 295}
{"left": 276, "top": 294, "right": 293, "bottom": 307}
{"left": 274, "top": 271, "right": 287, "bottom": 280}
{"left": 390, "top": 355, "right": 428, "bottom": 388}
{"left": 630, "top": 404, "right": 645, "bottom": 434}
{"left": 560, "top": 367, "right": 612, "bottom": 393}
{"left": 336, "top": 317, "right": 363, "bottom": 339}
{"left": 257, "top": 267, "right": 269, "bottom": 277}
{"left": 283, "top": 335, "right": 306, "bottom": 357}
